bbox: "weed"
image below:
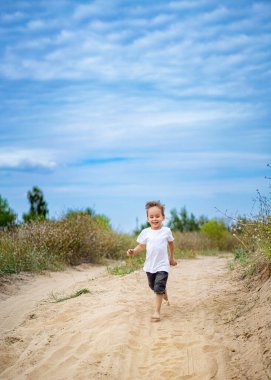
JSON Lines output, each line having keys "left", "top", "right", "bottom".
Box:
{"left": 108, "top": 253, "right": 145, "bottom": 276}
{"left": 228, "top": 261, "right": 235, "bottom": 271}
{"left": 0, "top": 215, "right": 135, "bottom": 274}
{"left": 234, "top": 248, "right": 249, "bottom": 264}
{"left": 51, "top": 288, "right": 91, "bottom": 303}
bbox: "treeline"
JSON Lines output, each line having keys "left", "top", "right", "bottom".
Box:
{"left": 0, "top": 186, "right": 111, "bottom": 229}
{"left": 0, "top": 186, "right": 47, "bottom": 226}
{"left": 2, "top": 187, "right": 228, "bottom": 237}
{"left": 1, "top": 180, "right": 270, "bottom": 277}
{"left": 135, "top": 206, "right": 235, "bottom": 251}
{"left": 0, "top": 186, "right": 234, "bottom": 275}
{"left": 0, "top": 186, "right": 133, "bottom": 274}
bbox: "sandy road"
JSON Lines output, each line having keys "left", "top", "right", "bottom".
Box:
{"left": 0, "top": 256, "right": 236, "bottom": 380}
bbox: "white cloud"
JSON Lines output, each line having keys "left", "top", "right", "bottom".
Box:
{"left": 1, "top": 11, "right": 25, "bottom": 22}
{"left": 0, "top": 0, "right": 269, "bottom": 103}
{"left": 27, "top": 19, "right": 46, "bottom": 30}
{"left": 55, "top": 29, "right": 76, "bottom": 43}
{"left": 0, "top": 149, "right": 57, "bottom": 171}
{"left": 0, "top": 0, "right": 270, "bottom": 230}
{"left": 201, "top": 5, "right": 229, "bottom": 22}
{"left": 73, "top": 2, "right": 113, "bottom": 20}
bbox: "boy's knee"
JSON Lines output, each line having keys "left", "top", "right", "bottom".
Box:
{"left": 153, "top": 283, "right": 165, "bottom": 294}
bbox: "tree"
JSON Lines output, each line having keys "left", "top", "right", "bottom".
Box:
{"left": 167, "top": 207, "right": 207, "bottom": 232}
{"left": 23, "top": 186, "right": 49, "bottom": 222}
{"left": 133, "top": 220, "right": 150, "bottom": 236}
{"left": 0, "top": 195, "right": 16, "bottom": 227}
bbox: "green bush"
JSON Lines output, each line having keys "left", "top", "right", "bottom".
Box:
{"left": 201, "top": 220, "right": 235, "bottom": 250}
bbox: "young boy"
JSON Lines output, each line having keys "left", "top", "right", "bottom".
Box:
{"left": 127, "top": 201, "right": 177, "bottom": 321}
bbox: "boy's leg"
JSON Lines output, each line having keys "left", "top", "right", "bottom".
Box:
{"left": 163, "top": 290, "right": 170, "bottom": 305}
{"left": 152, "top": 293, "right": 163, "bottom": 320}
{"left": 146, "top": 272, "right": 155, "bottom": 291}
{"left": 151, "top": 271, "right": 168, "bottom": 320}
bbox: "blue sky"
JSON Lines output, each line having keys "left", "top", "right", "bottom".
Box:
{"left": 0, "top": 0, "right": 270, "bottom": 232}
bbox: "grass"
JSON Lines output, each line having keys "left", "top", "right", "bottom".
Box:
{"left": 108, "top": 247, "right": 226, "bottom": 277}
{"left": 50, "top": 288, "right": 91, "bottom": 303}
{"left": 229, "top": 247, "right": 270, "bottom": 278}
{"left": 173, "top": 231, "right": 237, "bottom": 253}
{"left": 0, "top": 214, "right": 240, "bottom": 278}
{"left": 0, "top": 214, "right": 135, "bottom": 274}
{"left": 107, "top": 253, "right": 145, "bottom": 276}
{"left": 174, "top": 248, "right": 197, "bottom": 259}
{"left": 233, "top": 248, "right": 249, "bottom": 264}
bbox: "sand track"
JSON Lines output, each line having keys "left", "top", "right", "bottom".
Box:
{"left": 0, "top": 255, "right": 264, "bottom": 380}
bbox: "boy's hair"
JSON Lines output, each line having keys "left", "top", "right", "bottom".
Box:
{"left": 145, "top": 201, "right": 165, "bottom": 216}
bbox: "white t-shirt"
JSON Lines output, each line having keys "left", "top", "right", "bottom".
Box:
{"left": 137, "top": 226, "right": 174, "bottom": 273}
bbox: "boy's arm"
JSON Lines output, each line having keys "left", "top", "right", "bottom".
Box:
{"left": 127, "top": 244, "right": 145, "bottom": 256}
{"left": 168, "top": 241, "right": 177, "bottom": 266}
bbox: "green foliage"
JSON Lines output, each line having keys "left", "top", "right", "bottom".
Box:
{"left": 229, "top": 247, "right": 259, "bottom": 277}
{"left": 201, "top": 219, "right": 234, "bottom": 250}
{"left": 201, "top": 219, "right": 227, "bottom": 239}
{"left": 85, "top": 207, "right": 96, "bottom": 217}
{"left": 64, "top": 209, "right": 90, "bottom": 219}
{"left": 23, "top": 186, "right": 49, "bottom": 222}
{"left": 232, "top": 174, "right": 271, "bottom": 262}
{"left": 51, "top": 288, "right": 91, "bottom": 303}
{"left": 64, "top": 208, "right": 111, "bottom": 230}
{"left": 93, "top": 214, "right": 111, "bottom": 230}
{"left": 174, "top": 247, "right": 197, "bottom": 259}
{"left": 133, "top": 220, "right": 149, "bottom": 235}
{"left": 229, "top": 166, "right": 271, "bottom": 276}
{"left": 233, "top": 217, "right": 271, "bottom": 260}
{"left": 108, "top": 252, "right": 145, "bottom": 276}
{"left": 0, "top": 195, "right": 16, "bottom": 227}
{"left": 168, "top": 207, "right": 208, "bottom": 232}
{"left": 233, "top": 248, "right": 249, "bottom": 264}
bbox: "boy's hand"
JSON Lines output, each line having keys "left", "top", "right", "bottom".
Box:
{"left": 170, "top": 258, "right": 177, "bottom": 266}
{"left": 127, "top": 249, "right": 135, "bottom": 256}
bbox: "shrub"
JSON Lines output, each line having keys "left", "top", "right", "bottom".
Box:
{"left": 201, "top": 220, "right": 235, "bottom": 250}
{"left": 230, "top": 168, "right": 271, "bottom": 276}
{"left": 233, "top": 217, "right": 271, "bottom": 261}
{"left": 0, "top": 214, "right": 132, "bottom": 274}
{"left": 173, "top": 230, "right": 236, "bottom": 256}
{"left": 173, "top": 231, "right": 214, "bottom": 251}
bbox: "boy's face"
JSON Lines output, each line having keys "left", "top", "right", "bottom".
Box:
{"left": 147, "top": 206, "right": 165, "bottom": 230}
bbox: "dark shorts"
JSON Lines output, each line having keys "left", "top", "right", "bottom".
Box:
{"left": 146, "top": 271, "right": 168, "bottom": 294}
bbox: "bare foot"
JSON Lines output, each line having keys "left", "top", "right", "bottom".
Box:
{"left": 151, "top": 311, "right": 160, "bottom": 322}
